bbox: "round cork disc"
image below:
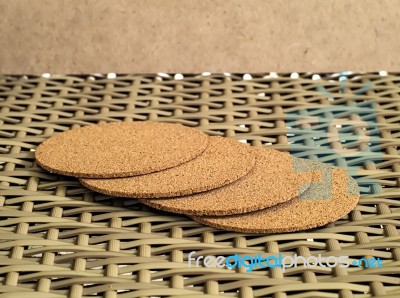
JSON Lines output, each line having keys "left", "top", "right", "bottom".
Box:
{"left": 191, "top": 165, "right": 360, "bottom": 233}
{"left": 35, "top": 121, "right": 209, "bottom": 178}
{"left": 80, "top": 136, "right": 256, "bottom": 198}
{"left": 139, "top": 148, "right": 318, "bottom": 216}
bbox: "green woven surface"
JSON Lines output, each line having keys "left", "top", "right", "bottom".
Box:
{"left": 0, "top": 73, "right": 399, "bottom": 298}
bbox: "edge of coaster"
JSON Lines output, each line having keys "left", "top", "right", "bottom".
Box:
{"left": 139, "top": 150, "right": 320, "bottom": 216}
{"left": 190, "top": 166, "right": 360, "bottom": 233}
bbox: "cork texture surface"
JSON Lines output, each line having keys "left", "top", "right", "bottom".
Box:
{"left": 80, "top": 136, "right": 256, "bottom": 198}
{"left": 35, "top": 121, "right": 209, "bottom": 178}
{"left": 139, "top": 149, "right": 318, "bottom": 216}
{"left": 192, "top": 166, "right": 360, "bottom": 233}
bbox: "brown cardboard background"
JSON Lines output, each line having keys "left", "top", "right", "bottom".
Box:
{"left": 0, "top": 0, "right": 399, "bottom": 74}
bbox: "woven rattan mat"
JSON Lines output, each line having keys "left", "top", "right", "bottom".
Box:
{"left": 0, "top": 73, "right": 399, "bottom": 298}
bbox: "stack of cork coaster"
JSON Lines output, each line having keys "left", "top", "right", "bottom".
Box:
{"left": 36, "top": 121, "right": 360, "bottom": 234}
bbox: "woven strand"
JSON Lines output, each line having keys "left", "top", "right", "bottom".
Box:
{"left": 0, "top": 73, "right": 399, "bottom": 298}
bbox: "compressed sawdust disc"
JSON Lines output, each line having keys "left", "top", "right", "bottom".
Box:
{"left": 191, "top": 165, "right": 360, "bottom": 233}
{"left": 80, "top": 136, "right": 256, "bottom": 198}
{"left": 139, "top": 147, "right": 318, "bottom": 216}
{"left": 35, "top": 121, "right": 209, "bottom": 178}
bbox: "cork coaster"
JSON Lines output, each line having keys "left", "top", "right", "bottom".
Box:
{"left": 192, "top": 165, "right": 360, "bottom": 233}
{"left": 139, "top": 148, "right": 318, "bottom": 216}
{"left": 80, "top": 136, "right": 256, "bottom": 198}
{"left": 35, "top": 121, "right": 209, "bottom": 178}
